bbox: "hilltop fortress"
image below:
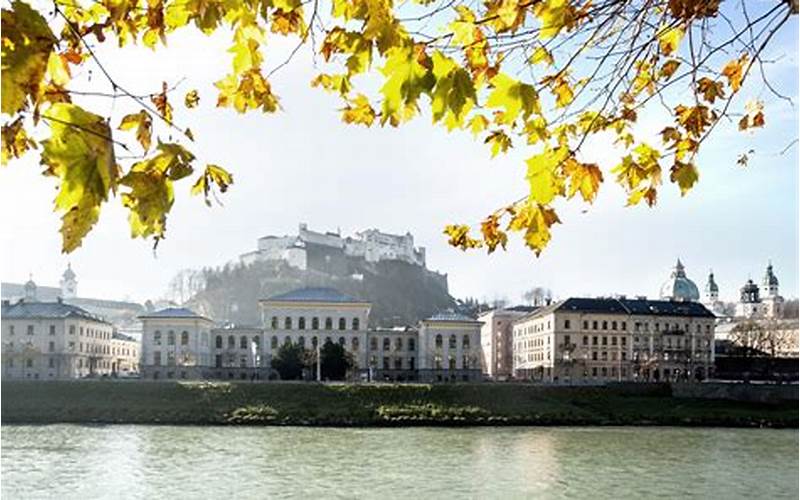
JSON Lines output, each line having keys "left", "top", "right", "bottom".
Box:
{"left": 239, "top": 223, "right": 444, "bottom": 288}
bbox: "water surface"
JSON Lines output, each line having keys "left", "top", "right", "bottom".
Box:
{"left": 2, "top": 425, "right": 797, "bottom": 499}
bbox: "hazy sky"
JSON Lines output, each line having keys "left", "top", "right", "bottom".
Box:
{"left": 1, "top": 13, "right": 797, "bottom": 305}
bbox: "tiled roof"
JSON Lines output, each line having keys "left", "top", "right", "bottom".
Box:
{"left": 525, "top": 297, "right": 715, "bottom": 319}
{"left": 138, "top": 307, "right": 208, "bottom": 320}
{"left": 426, "top": 312, "right": 478, "bottom": 322}
{"left": 264, "top": 287, "right": 368, "bottom": 303}
{"left": 1, "top": 300, "right": 109, "bottom": 324}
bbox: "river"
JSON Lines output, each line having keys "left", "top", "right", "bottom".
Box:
{"left": 1, "top": 426, "right": 797, "bottom": 499}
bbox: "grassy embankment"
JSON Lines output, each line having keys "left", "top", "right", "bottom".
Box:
{"left": 1, "top": 381, "right": 796, "bottom": 427}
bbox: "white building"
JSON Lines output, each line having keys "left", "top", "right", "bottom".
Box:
{"left": 138, "top": 308, "right": 214, "bottom": 380}
{"left": 512, "top": 297, "right": 716, "bottom": 383}
{"left": 479, "top": 306, "right": 536, "bottom": 379}
{"left": 417, "top": 312, "right": 483, "bottom": 382}
{"left": 1, "top": 298, "right": 122, "bottom": 379}
{"left": 735, "top": 262, "right": 784, "bottom": 319}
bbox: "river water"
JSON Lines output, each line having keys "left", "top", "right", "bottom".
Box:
{"left": 1, "top": 425, "right": 797, "bottom": 499}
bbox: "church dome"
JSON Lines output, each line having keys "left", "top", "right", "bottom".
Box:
{"left": 659, "top": 259, "right": 700, "bottom": 302}
{"left": 705, "top": 271, "right": 718, "bottom": 293}
{"left": 762, "top": 263, "right": 778, "bottom": 287}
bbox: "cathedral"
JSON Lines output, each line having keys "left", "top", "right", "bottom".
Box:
{"left": 733, "top": 262, "right": 784, "bottom": 319}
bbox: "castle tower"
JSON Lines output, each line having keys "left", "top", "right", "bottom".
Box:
{"left": 60, "top": 263, "right": 77, "bottom": 299}
{"left": 760, "top": 262, "right": 783, "bottom": 318}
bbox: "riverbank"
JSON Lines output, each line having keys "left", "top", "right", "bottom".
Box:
{"left": 1, "top": 381, "right": 796, "bottom": 427}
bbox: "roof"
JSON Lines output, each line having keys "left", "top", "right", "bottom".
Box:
{"left": 112, "top": 331, "right": 137, "bottom": 342}
{"left": 517, "top": 297, "right": 716, "bottom": 320}
{"left": 1, "top": 300, "right": 109, "bottom": 324}
{"left": 425, "top": 312, "right": 479, "bottom": 322}
{"left": 263, "top": 287, "right": 368, "bottom": 304}
{"left": 138, "top": 307, "right": 209, "bottom": 320}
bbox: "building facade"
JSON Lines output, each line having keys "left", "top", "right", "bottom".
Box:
{"left": 735, "top": 263, "right": 785, "bottom": 319}
{"left": 512, "top": 298, "right": 716, "bottom": 383}
{"left": 417, "top": 313, "right": 483, "bottom": 382}
{"left": 1, "top": 299, "right": 121, "bottom": 379}
{"left": 479, "top": 306, "right": 536, "bottom": 379}
{"left": 138, "top": 308, "right": 214, "bottom": 379}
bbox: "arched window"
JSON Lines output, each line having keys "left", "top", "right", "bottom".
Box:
{"left": 271, "top": 336, "right": 278, "bottom": 349}
{"left": 167, "top": 331, "right": 175, "bottom": 345}
{"left": 312, "top": 317, "right": 319, "bottom": 330}
{"left": 240, "top": 336, "right": 248, "bottom": 349}
{"left": 271, "top": 316, "right": 278, "bottom": 329}
{"left": 338, "top": 318, "right": 346, "bottom": 330}
{"left": 449, "top": 335, "right": 457, "bottom": 349}
{"left": 228, "top": 335, "right": 235, "bottom": 348}
{"left": 462, "top": 335, "right": 470, "bottom": 349}
{"left": 352, "top": 337, "right": 359, "bottom": 350}
{"left": 154, "top": 330, "right": 162, "bottom": 345}
{"left": 383, "top": 338, "right": 390, "bottom": 351}
{"left": 435, "top": 334, "right": 443, "bottom": 348}
{"left": 312, "top": 336, "right": 318, "bottom": 348}
{"left": 325, "top": 336, "right": 332, "bottom": 345}
{"left": 181, "top": 331, "right": 189, "bottom": 346}
{"left": 352, "top": 318, "right": 360, "bottom": 331}
{"left": 338, "top": 336, "right": 345, "bottom": 346}
{"left": 284, "top": 317, "right": 292, "bottom": 330}
{"left": 325, "top": 317, "right": 333, "bottom": 329}
{"left": 284, "top": 336, "right": 291, "bottom": 345}
{"left": 298, "top": 336, "right": 305, "bottom": 348}
{"left": 299, "top": 317, "right": 306, "bottom": 330}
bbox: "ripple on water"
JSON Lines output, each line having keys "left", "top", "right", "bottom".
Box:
{"left": 1, "top": 426, "right": 797, "bottom": 499}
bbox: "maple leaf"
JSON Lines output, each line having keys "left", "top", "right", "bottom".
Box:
{"left": 444, "top": 224, "right": 482, "bottom": 250}
{"left": 379, "top": 45, "right": 433, "bottom": 126}
{"left": 669, "top": 160, "right": 698, "bottom": 195}
{"left": 191, "top": 163, "right": 234, "bottom": 206}
{"left": 696, "top": 78, "right": 725, "bottom": 103}
{"left": 1, "top": 1, "right": 58, "bottom": 115}
{"left": 525, "top": 146, "right": 568, "bottom": 204}
{"left": 484, "top": 129, "right": 512, "bottom": 157}
{"left": 341, "top": 94, "right": 376, "bottom": 126}
{"left": 40, "top": 103, "right": 117, "bottom": 253}
{"left": 1, "top": 116, "right": 37, "bottom": 164}
{"left": 659, "top": 59, "right": 681, "bottom": 80}
{"left": 658, "top": 24, "right": 684, "bottom": 56}
{"left": 563, "top": 158, "right": 603, "bottom": 203}
{"left": 150, "top": 81, "right": 173, "bottom": 124}
{"left": 184, "top": 89, "right": 200, "bottom": 108}
{"left": 486, "top": 73, "right": 540, "bottom": 124}
{"left": 118, "top": 110, "right": 153, "bottom": 152}
{"left": 480, "top": 214, "right": 508, "bottom": 253}
{"left": 722, "top": 54, "right": 748, "bottom": 92}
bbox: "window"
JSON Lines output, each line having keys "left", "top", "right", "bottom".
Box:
{"left": 167, "top": 352, "right": 176, "bottom": 366}
{"left": 49, "top": 325, "right": 56, "bottom": 335}
{"left": 408, "top": 338, "right": 415, "bottom": 351}
{"left": 602, "top": 321, "right": 608, "bottom": 330}
{"left": 228, "top": 335, "right": 235, "bottom": 348}
{"left": 338, "top": 336, "right": 345, "bottom": 346}
{"left": 240, "top": 356, "right": 247, "bottom": 368}
{"left": 370, "top": 337, "right": 378, "bottom": 350}
{"left": 312, "top": 317, "right": 319, "bottom": 329}
{"left": 582, "top": 335, "right": 588, "bottom": 345}
{"left": 409, "top": 357, "right": 415, "bottom": 370}
{"left": 435, "top": 335, "right": 443, "bottom": 348}
{"left": 448, "top": 356, "right": 456, "bottom": 370}
{"left": 383, "top": 357, "right": 390, "bottom": 369}
{"left": 153, "top": 351, "right": 162, "bottom": 365}
{"left": 352, "top": 337, "right": 359, "bottom": 350}
{"left": 449, "top": 335, "right": 457, "bottom": 349}
{"left": 154, "top": 331, "right": 162, "bottom": 345}
{"left": 167, "top": 331, "right": 175, "bottom": 345}
{"left": 394, "top": 337, "right": 402, "bottom": 351}
{"left": 592, "top": 321, "right": 598, "bottom": 330}
{"left": 621, "top": 322, "right": 627, "bottom": 331}
{"left": 611, "top": 336, "right": 617, "bottom": 346}
{"left": 298, "top": 336, "right": 305, "bottom": 348}
{"left": 284, "top": 317, "right": 292, "bottom": 330}
{"left": 601, "top": 367, "right": 608, "bottom": 377}
{"left": 621, "top": 337, "right": 627, "bottom": 346}
{"left": 592, "top": 351, "right": 598, "bottom": 360}
{"left": 26, "top": 359, "right": 33, "bottom": 368}
{"left": 383, "top": 338, "right": 390, "bottom": 351}
{"left": 394, "top": 357, "right": 403, "bottom": 370}
{"left": 463, "top": 335, "right": 470, "bottom": 349}
{"left": 592, "top": 367, "right": 597, "bottom": 376}
{"left": 582, "top": 321, "right": 588, "bottom": 330}
{"left": 338, "top": 318, "right": 346, "bottom": 330}
{"left": 240, "top": 336, "right": 248, "bottom": 349}
{"left": 80, "top": 327, "right": 84, "bottom": 336}
{"left": 284, "top": 336, "right": 292, "bottom": 345}
{"left": 602, "top": 336, "right": 608, "bottom": 346}
{"left": 271, "top": 316, "right": 278, "bottom": 329}
{"left": 271, "top": 336, "right": 278, "bottom": 349}
{"left": 9, "top": 325, "right": 14, "bottom": 336}
{"left": 564, "top": 319, "right": 571, "bottom": 329}
{"left": 592, "top": 336, "right": 598, "bottom": 345}
{"left": 181, "top": 331, "right": 189, "bottom": 346}
{"left": 312, "top": 336, "right": 319, "bottom": 348}
{"left": 299, "top": 317, "right": 306, "bottom": 330}
{"left": 352, "top": 318, "right": 360, "bottom": 331}
{"left": 611, "top": 321, "right": 617, "bottom": 331}
{"left": 27, "top": 325, "right": 34, "bottom": 335}
{"left": 48, "top": 341, "right": 55, "bottom": 352}
{"left": 325, "top": 317, "right": 333, "bottom": 329}
{"left": 621, "top": 352, "right": 627, "bottom": 361}
{"left": 216, "top": 335, "right": 223, "bottom": 348}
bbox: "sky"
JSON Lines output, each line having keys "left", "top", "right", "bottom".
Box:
{"left": 1, "top": 7, "right": 798, "bottom": 306}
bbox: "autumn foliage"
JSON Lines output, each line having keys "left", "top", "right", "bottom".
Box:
{"left": 1, "top": 0, "right": 793, "bottom": 254}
